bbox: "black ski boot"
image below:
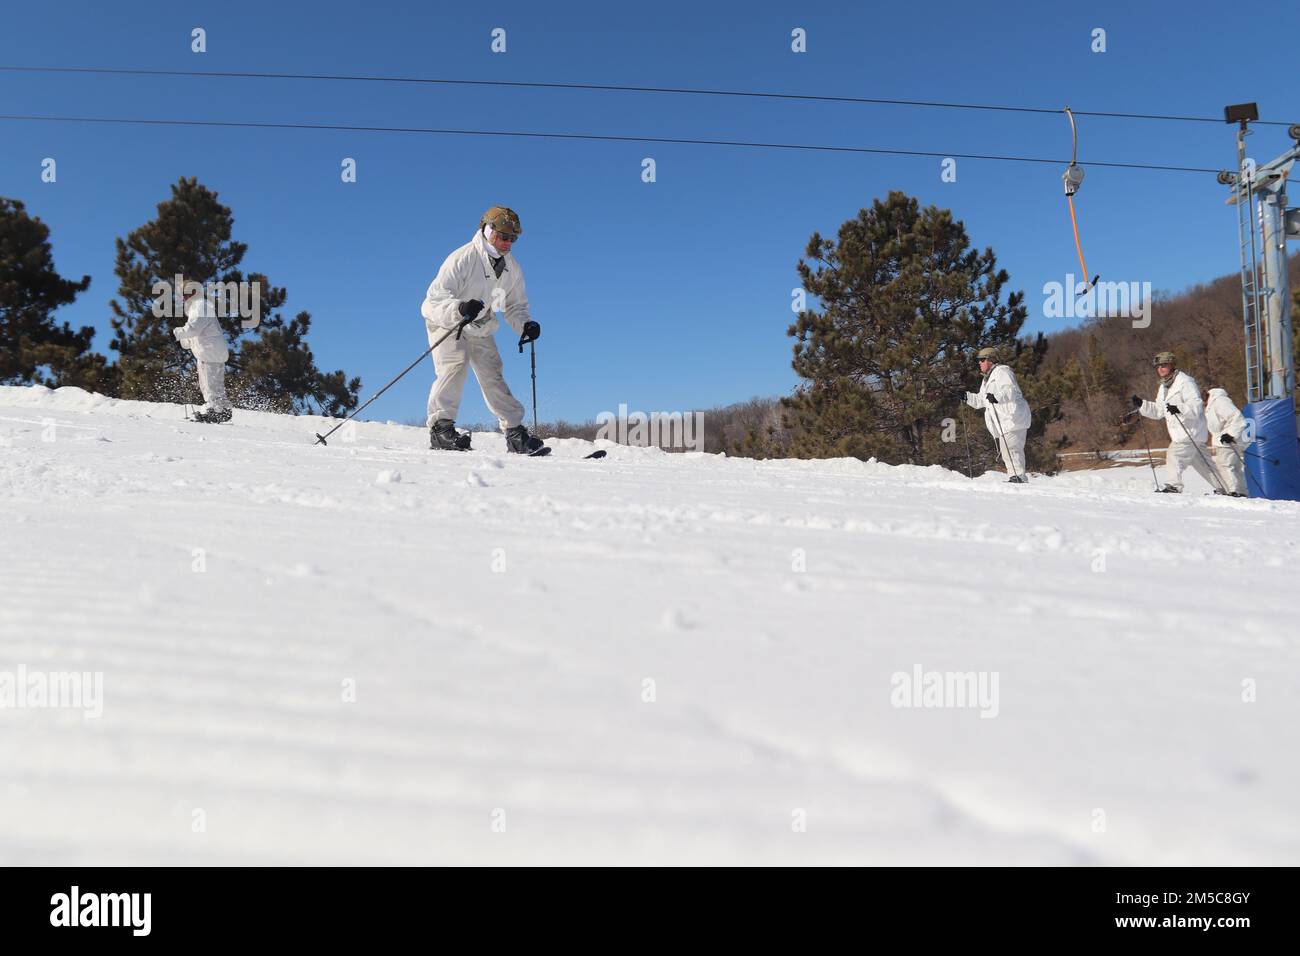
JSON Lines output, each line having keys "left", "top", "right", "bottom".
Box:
{"left": 1007, "top": 474, "right": 1026, "bottom": 484}
{"left": 1156, "top": 484, "right": 1181, "bottom": 493}
{"left": 430, "top": 418, "right": 471, "bottom": 451}
{"left": 193, "top": 407, "right": 232, "bottom": 424}
{"left": 505, "top": 424, "right": 548, "bottom": 456}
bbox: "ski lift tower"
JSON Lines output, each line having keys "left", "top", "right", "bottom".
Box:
{"left": 1219, "top": 103, "right": 1300, "bottom": 500}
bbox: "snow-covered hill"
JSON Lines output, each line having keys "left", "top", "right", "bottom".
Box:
{"left": 1, "top": 385, "right": 1297, "bottom": 865}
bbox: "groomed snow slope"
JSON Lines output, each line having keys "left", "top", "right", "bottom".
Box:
{"left": 1, "top": 385, "right": 1297, "bottom": 865}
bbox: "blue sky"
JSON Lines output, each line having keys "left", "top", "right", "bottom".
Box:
{"left": 2, "top": 0, "right": 1297, "bottom": 426}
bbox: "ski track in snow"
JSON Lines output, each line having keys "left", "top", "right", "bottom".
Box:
{"left": 1, "top": 385, "right": 1298, "bottom": 865}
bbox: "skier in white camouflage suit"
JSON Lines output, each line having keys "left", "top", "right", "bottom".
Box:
{"left": 958, "top": 346, "right": 1031, "bottom": 482}
{"left": 173, "top": 284, "right": 232, "bottom": 424}
{"left": 420, "top": 205, "right": 543, "bottom": 454}
{"left": 1128, "top": 351, "right": 1219, "bottom": 493}
{"left": 1204, "top": 386, "right": 1251, "bottom": 497}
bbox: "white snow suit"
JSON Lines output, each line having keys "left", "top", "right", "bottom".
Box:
{"left": 1137, "top": 370, "right": 1216, "bottom": 491}
{"left": 1205, "top": 387, "right": 1251, "bottom": 495}
{"left": 964, "top": 363, "right": 1031, "bottom": 477}
{"left": 421, "top": 229, "right": 529, "bottom": 429}
{"left": 174, "top": 294, "right": 231, "bottom": 412}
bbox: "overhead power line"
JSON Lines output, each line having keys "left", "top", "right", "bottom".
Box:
{"left": 0, "top": 64, "right": 1292, "bottom": 127}
{"left": 0, "top": 112, "right": 1223, "bottom": 174}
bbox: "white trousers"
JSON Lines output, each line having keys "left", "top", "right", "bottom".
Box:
{"left": 1165, "top": 440, "right": 1220, "bottom": 491}
{"left": 994, "top": 428, "right": 1027, "bottom": 477}
{"left": 426, "top": 330, "right": 524, "bottom": 430}
{"left": 196, "top": 361, "right": 230, "bottom": 411}
{"left": 1212, "top": 445, "right": 1248, "bottom": 495}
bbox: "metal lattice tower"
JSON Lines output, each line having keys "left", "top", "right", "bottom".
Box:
{"left": 1231, "top": 128, "right": 1266, "bottom": 399}
{"left": 1221, "top": 106, "right": 1300, "bottom": 402}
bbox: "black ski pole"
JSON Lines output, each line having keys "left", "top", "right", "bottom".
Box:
{"left": 1126, "top": 408, "right": 1162, "bottom": 491}
{"left": 1223, "top": 442, "right": 1266, "bottom": 497}
{"left": 530, "top": 341, "right": 538, "bottom": 433}
{"left": 315, "top": 320, "right": 468, "bottom": 446}
{"left": 518, "top": 334, "right": 538, "bottom": 432}
{"left": 1242, "top": 447, "right": 1281, "bottom": 466}
{"left": 961, "top": 401, "right": 974, "bottom": 478}
{"left": 1170, "top": 409, "right": 1229, "bottom": 494}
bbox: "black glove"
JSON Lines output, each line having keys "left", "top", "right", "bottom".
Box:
{"left": 458, "top": 299, "right": 485, "bottom": 320}
{"left": 955, "top": 389, "right": 968, "bottom": 403}
{"left": 1166, "top": 403, "right": 1180, "bottom": 415}
{"left": 985, "top": 393, "right": 998, "bottom": 404}
{"left": 519, "top": 320, "right": 541, "bottom": 345}
{"left": 1221, "top": 434, "right": 1235, "bottom": 445}
{"left": 1131, "top": 395, "right": 1142, "bottom": 408}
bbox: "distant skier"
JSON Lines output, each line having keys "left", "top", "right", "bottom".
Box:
{"left": 1204, "top": 386, "right": 1251, "bottom": 497}
{"left": 173, "top": 284, "right": 232, "bottom": 424}
{"left": 958, "top": 346, "right": 1031, "bottom": 482}
{"left": 420, "top": 205, "right": 544, "bottom": 454}
{"left": 1128, "top": 351, "right": 1217, "bottom": 493}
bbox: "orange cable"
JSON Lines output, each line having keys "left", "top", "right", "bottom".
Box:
{"left": 1067, "top": 192, "right": 1091, "bottom": 286}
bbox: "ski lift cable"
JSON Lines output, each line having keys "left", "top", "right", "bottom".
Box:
{"left": 0, "top": 112, "right": 1223, "bottom": 174}
{"left": 0, "top": 64, "right": 1293, "bottom": 127}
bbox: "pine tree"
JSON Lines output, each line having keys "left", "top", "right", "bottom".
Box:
{"left": 761, "top": 191, "right": 1039, "bottom": 468}
{"left": 108, "top": 178, "right": 246, "bottom": 401}
{"left": 0, "top": 197, "right": 110, "bottom": 389}
{"left": 108, "top": 177, "right": 360, "bottom": 412}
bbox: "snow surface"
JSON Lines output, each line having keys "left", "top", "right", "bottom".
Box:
{"left": 1, "top": 384, "right": 1297, "bottom": 865}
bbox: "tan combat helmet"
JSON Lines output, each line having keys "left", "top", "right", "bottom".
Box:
{"left": 480, "top": 205, "right": 522, "bottom": 239}
{"left": 976, "top": 346, "right": 999, "bottom": 361}
{"left": 1152, "top": 350, "right": 1177, "bottom": 379}
{"left": 1152, "top": 350, "right": 1177, "bottom": 368}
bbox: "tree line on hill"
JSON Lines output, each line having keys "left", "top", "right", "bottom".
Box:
{"left": 1038, "top": 259, "right": 1300, "bottom": 459}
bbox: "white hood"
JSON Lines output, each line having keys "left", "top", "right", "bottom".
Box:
{"left": 1204, "top": 387, "right": 1249, "bottom": 447}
